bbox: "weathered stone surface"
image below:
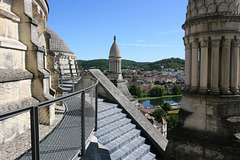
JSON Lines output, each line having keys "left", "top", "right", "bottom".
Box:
{"left": 87, "top": 69, "right": 168, "bottom": 155}
{"left": 0, "top": 97, "right": 38, "bottom": 113}
{"left": 0, "top": 69, "right": 32, "bottom": 82}
{"left": 0, "top": 0, "right": 55, "bottom": 147}
{"left": 165, "top": 136, "right": 240, "bottom": 160}
{"left": 0, "top": 79, "right": 33, "bottom": 105}
{"left": 172, "top": 1, "right": 240, "bottom": 159}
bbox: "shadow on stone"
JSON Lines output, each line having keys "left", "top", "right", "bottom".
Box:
{"left": 81, "top": 142, "right": 111, "bottom": 160}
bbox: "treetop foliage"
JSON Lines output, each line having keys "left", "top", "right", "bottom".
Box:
{"left": 151, "top": 108, "right": 167, "bottom": 119}
{"left": 162, "top": 102, "right": 172, "bottom": 112}
{"left": 149, "top": 85, "right": 164, "bottom": 97}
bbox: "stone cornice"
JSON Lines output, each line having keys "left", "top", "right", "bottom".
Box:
{"left": 0, "top": 69, "right": 33, "bottom": 83}
{"left": 0, "top": 8, "right": 20, "bottom": 22}
{"left": 0, "top": 37, "right": 27, "bottom": 51}
{"left": 34, "top": 0, "right": 49, "bottom": 20}
{"left": 183, "top": 30, "right": 240, "bottom": 39}
{"left": 183, "top": 13, "right": 240, "bottom": 29}
{"left": 0, "top": 97, "right": 38, "bottom": 113}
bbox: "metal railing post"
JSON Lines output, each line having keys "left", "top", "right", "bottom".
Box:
{"left": 81, "top": 91, "right": 86, "bottom": 156}
{"left": 30, "top": 106, "right": 40, "bottom": 160}
{"left": 60, "top": 73, "right": 63, "bottom": 87}
{"left": 94, "top": 85, "right": 98, "bottom": 131}
{"left": 72, "top": 76, "right": 75, "bottom": 93}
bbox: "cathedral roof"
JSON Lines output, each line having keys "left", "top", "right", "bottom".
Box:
{"left": 46, "top": 26, "right": 73, "bottom": 54}
{"left": 109, "top": 36, "right": 121, "bottom": 58}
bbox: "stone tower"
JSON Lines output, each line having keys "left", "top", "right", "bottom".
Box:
{"left": 108, "top": 36, "right": 136, "bottom": 103}
{"left": 166, "top": 0, "right": 240, "bottom": 159}
{"left": 109, "top": 36, "right": 123, "bottom": 82}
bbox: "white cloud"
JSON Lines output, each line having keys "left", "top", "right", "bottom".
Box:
{"left": 154, "top": 30, "right": 180, "bottom": 35}
{"left": 119, "top": 44, "right": 168, "bottom": 47}
{"left": 136, "top": 40, "right": 145, "bottom": 43}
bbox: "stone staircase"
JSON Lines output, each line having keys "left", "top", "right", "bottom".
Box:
{"left": 95, "top": 100, "right": 156, "bottom": 160}
{"left": 59, "top": 78, "right": 79, "bottom": 95}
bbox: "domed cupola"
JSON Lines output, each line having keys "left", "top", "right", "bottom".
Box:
{"left": 109, "top": 36, "right": 121, "bottom": 58}
{"left": 108, "top": 36, "right": 123, "bottom": 81}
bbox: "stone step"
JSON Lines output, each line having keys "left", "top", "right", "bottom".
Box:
{"left": 61, "top": 84, "right": 74, "bottom": 87}
{"left": 98, "top": 113, "right": 126, "bottom": 129}
{"left": 110, "top": 136, "right": 146, "bottom": 160}
{"left": 123, "top": 144, "right": 151, "bottom": 160}
{"left": 105, "top": 129, "right": 142, "bottom": 154}
{"left": 227, "top": 116, "right": 240, "bottom": 123}
{"left": 98, "top": 102, "right": 118, "bottom": 113}
{"left": 98, "top": 98, "right": 104, "bottom": 102}
{"left": 95, "top": 118, "right": 132, "bottom": 138}
{"left": 95, "top": 101, "right": 156, "bottom": 160}
{"left": 61, "top": 80, "right": 78, "bottom": 84}
{"left": 98, "top": 123, "right": 136, "bottom": 145}
{"left": 227, "top": 116, "right": 240, "bottom": 132}
{"left": 140, "top": 152, "right": 156, "bottom": 160}
{"left": 234, "top": 133, "right": 240, "bottom": 140}
{"left": 98, "top": 107, "right": 123, "bottom": 121}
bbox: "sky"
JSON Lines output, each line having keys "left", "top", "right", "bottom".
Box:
{"left": 46, "top": 0, "right": 188, "bottom": 62}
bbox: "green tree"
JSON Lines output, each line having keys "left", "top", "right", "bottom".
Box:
{"left": 165, "top": 115, "right": 178, "bottom": 131}
{"left": 132, "top": 77, "right": 137, "bottom": 82}
{"left": 162, "top": 102, "right": 172, "bottom": 112}
{"left": 154, "top": 81, "right": 161, "bottom": 85}
{"left": 129, "top": 84, "right": 142, "bottom": 98}
{"left": 163, "top": 90, "right": 171, "bottom": 95}
{"left": 151, "top": 108, "right": 167, "bottom": 119}
{"left": 137, "top": 71, "right": 142, "bottom": 75}
{"left": 172, "top": 85, "right": 181, "bottom": 95}
{"left": 149, "top": 85, "right": 164, "bottom": 97}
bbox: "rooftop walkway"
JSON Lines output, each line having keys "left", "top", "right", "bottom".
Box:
{"left": 18, "top": 94, "right": 95, "bottom": 160}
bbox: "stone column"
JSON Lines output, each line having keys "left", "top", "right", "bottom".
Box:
{"left": 221, "top": 39, "right": 231, "bottom": 94}
{"left": 210, "top": 39, "right": 220, "bottom": 94}
{"left": 184, "top": 38, "right": 191, "bottom": 91}
{"left": 190, "top": 40, "right": 199, "bottom": 92}
{"left": 199, "top": 39, "right": 208, "bottom": 93}
{"left": 231, "top": 39, "right": 239, "bottom": 93}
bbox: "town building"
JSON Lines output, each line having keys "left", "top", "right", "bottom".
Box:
{"left": 140, "top": 106, "right": 168, "bottom": 138}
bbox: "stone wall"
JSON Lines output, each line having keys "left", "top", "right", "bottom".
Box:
{"left": 0, "top": 0, "right": 56, "bottom": 145}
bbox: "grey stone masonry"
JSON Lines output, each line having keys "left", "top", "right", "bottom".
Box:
{"left": 95, "top": 101, "right": 156, "bottom": 160}
{"left": 88, "top": 69, "right": 168, "bottom": 156}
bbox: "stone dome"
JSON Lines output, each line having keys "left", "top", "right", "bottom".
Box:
{"left": 109, "top": 36, "right": 121, "bottom": 58}
{"left": 46, "top": 26, "right": 73, "bottom": 54}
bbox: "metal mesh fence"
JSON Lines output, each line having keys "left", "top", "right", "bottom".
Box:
{"left": 0, "top": 77, "right": 98, "bottom": 160}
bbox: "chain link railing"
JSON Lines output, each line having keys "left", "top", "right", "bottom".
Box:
{"left": 0, "top": 77, "right": 98, "bottom": 160}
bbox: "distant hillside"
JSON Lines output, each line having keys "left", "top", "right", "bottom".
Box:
{"left": 77, "top": 59, "right": 108, "bottom": 71}
{"left": 147, "top": 58, "right": 185, "bottom": 70}
{"left": 77, "top": 58, "right": 184, "bottom": 71}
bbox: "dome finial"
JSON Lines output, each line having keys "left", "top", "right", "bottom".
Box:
{"left": 114, "top": 36, "right": 116, "bottom": 42}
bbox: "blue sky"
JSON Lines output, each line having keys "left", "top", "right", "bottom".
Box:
{"left": 47, "top": 0, "right": 188, "bottom": 62}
